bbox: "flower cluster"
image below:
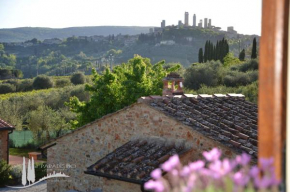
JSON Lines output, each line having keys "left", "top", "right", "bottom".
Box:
{"left": 144, "top": 148, "right": 279, "bottom": 192}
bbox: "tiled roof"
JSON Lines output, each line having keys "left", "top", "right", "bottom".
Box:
{"left": 0, "top": 118, "right": 14, "bottom": 130}
{"left": 85, "top": 137, "right": 192, "bottom": 184}
{"left": 140, "top": 94, "right": 258, "bottom": 159}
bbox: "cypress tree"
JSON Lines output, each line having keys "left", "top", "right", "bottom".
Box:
{"left": 198, "top": 48, "right": 204, "bottom": 63}
{"left": 208, "top": 41, "right": 212, "bottom": 61}
{"left": 204, "top": 41, "right": 208, "bottom": 62}
{"left": 213, "top": 45, "right": 216, "bottom": 60}
{"left": 216, "top": 41, "right": 220, "bottom": 61}
{"left": 251, "top": 38, "right": 257, "bottom": 59}
{"left": 239, "top": 49, "right": 246, "bottom": 61}
{"left": 225, "top": 40, "right": 229, "bottom": 54}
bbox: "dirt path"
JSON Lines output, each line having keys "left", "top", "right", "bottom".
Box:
{"left": 0, "top": 181, "right": 47, "bottom": 192}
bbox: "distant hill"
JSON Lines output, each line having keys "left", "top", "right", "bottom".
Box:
{"left": 0, "top": 26, "right": 152, "bottom": 42}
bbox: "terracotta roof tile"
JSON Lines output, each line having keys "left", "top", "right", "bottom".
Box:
{"left": 85, "top": 137, "right": 192, "bottom": 183}
{"left": 146, "top": 95, "right": 258, "bottom": 159}
{"left": 0, "top": 118, "right": 14, "bottom": 130}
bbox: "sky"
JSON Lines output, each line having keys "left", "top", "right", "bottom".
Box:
{"left": 0, "top": 0, "right": 262, "bottom": 35}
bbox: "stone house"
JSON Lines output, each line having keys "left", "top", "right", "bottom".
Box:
{"left": 41, "top": 73, "right": 258, "bottom": 192}
{"left": 0, "top": 118, "right": 14, "bottom": 163}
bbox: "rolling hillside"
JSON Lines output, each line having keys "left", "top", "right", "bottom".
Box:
{"left": 0, "top": 26, "right": 152, "bottom": 42}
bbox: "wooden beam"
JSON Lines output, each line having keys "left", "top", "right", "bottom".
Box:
{"left": 259, "top": 0, "right": 289, "bottom": 179}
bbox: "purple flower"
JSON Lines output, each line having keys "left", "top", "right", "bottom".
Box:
{"left": 260, "top": 158, "right": 274, "bottom": 170}
{"left": 171, "top": 169, "right": 179, "bottom": 177}
{"left": 199, "top": 168, "right": 212, "bottom": 177}
{"left": 257, "top": 177, "right": 274, "bottom": 189}
{"left": 181, "top": 166, "right": 191, "bottom": 177}
{"left": 186, "top": 174, "right": 197, "bottom": 191}
{"left": 144, "top": 180, "right": 156, "bottom": 190}
{"left": 189, "top": 160, "right": 205, "bottom": 171}
{"left": 249, "top": 166, "right": 259, "bottom": 178}
{"left": 151, "top": 168, "right": 162, "bottom": 179}
{"left": 209, "top": 158, "right": 232, "bottom": 178}
{"left": 203, "top": 148, "right": 221, "bottom": 162}
{"left": 232, "top": 171, "right": 249, "bottom": 186}
{"left": 235, "top": 153, "right": 251, "bottom": 166}
{"left": 161, "top": 155, "right": 180, "bottom": 172}
{"left": 144, "top": 180, "right": 165, "bottom": 192}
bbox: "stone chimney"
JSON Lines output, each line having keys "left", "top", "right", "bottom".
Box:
{"left": 162, "top": 72, "right": 184, "bottom": 96}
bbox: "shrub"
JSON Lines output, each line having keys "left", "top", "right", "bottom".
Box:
{"left": 55, "top": 78, "right": 71, "bottom": 88}
{"left": 0, "top": 83, "right": 16, "bottom": 94}
{"left": 9, "top": 165, "right": 22, "bottom": 184}
{"left": 145, "top": 148, "right": 279, "bottom": 192}
{"left": 70, "top": 85, "right": 90, "bottom": 101}
{"left": 18, "top": 79, "right": 33, "bottom": 92}
{"left": 2, "top": 79, "right": 20, "bottom": 89}
{"left": 224, "top": 70, "right": 258, "bottom": 87}
{"left": 184, "top": 61, "right": 222, "bottom": 90}
{"left": 70, "top": 72, "right": 85, "bottom": 85}
{"left": 33, "top": 75, "right": 53, "bottom": 90}
{"left": 35, "top": 162, "right": 47, "bottom": 181}
{"left": 223, "top": 52, "right": 241, "bottom": 67}
{"left": 0, "top": 160, "right": 11, "bottom": 187}
{"left": 236, "top": 59, "right": 258, "bottom": 72}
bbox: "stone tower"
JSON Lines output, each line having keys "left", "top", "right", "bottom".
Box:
{"left": 193, "top": 14, "right": 196, "bottom": 27}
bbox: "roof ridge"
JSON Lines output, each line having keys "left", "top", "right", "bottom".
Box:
{"left": 0, "top": 117, "right": 14, "bottom": 129}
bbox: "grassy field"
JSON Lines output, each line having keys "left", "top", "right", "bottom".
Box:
{"left": 9, "top": 148, "right": 40, "bottom": 158}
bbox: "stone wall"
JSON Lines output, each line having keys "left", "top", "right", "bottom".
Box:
{"left": 47, "top": 103, "right": 238, "bottom": 192}
{"left": 0, "top": 130, "right": 8, "bottom": 162}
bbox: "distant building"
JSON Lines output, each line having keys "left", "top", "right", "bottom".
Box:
{"left": 161, "top": 20, "right": 166, "bottom": 28}
{"left": 198, "top": 20, "right": 203, "bottom": 28}
{"left": 186, "top": 37, "right": 193, "bottom": 42}
{"left": 160, "top": 40, "right": 176, "bottom": 45}
{"left": 43, "top": 38, "right": 62, "bottom": 45}
{"left": 193, "top": 14, "right": 196, "bottom": 27}
{"left": 91, "top": 35, "right": 105, "bottom": 42}
{"left": 184, "top": 12, "right": 189, "bottom": 26}
{"left": 149, "top": 28, "right": 154, "bottom": 33}
{"left": 124, "top": 36, "right": 138, "bottom": 46}
{"left": 204, "top": 18, "right": 208, "bottom": 28}
{"left": 78, "top": 36, "right": 88, "bottom": 40}
{"left": 212, "top": 26, "right": 221, "bottom": 32}
{"left": 208, "top": 19, "right": 212, "bottom": 28}
{"left": 227, "top": 26, "right": 236, "bottom": 33}
{"left": 154, "top": 27, "right": 163, "bottom": 33}
{"left": 178, "top": 20, "right": 183, "bottom": 28}
{"left": 226, "top": 26, "right": 238, "bottom": 38}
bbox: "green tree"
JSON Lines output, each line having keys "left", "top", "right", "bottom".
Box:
{"left": 223, "top": 52, "right": 241, "bottom": 67}
{"left": 0, "top": 83, "right": 16, "bottom": 94}
{"left": 27, "top": 105, "right": 68, "bottom": 142}
{"left": 33, "top": 75, "right": 54, "bottom": 89}
{"left": 184, "top": 60, "right": 223, "bottom": 90}
{"left": 198, "top": 48, "right": 204, "bottom": 63}
{"left": 239, "top": 49, "right": 246, "bottom": 61}
{"left": 70, "top": 72, "right": 85, "bottom": 85}
{"left": 204, "top": 41, "right": 208, "bottom": 62}
{"left": 251, "top": 38, "right": 257, "bottom": 59}
{"left": 0, "top": 44, "right": 4, "bottom": 56}
{"left": 67, "top": 55, "right": 179, "bottom": 127}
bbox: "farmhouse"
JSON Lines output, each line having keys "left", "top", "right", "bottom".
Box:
{"left": 41, "top": 73, "right": 258, "bottom": 192}
{"left": 0, "top": 118, "right": 14, "bottom": 163}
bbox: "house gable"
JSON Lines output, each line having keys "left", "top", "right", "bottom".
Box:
{"left": 46, "top": 102, "right": 239, "bottom": 192}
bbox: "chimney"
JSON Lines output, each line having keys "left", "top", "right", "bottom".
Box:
{"left": 162, "top": 72, "right": 184, "bottom": 96}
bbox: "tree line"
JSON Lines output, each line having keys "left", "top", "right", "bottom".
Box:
{"left": 198, "top": 38, "right": 229, "bottom": 63}
{"left": 199, "top": 38, "right": 258, "bottom": 63}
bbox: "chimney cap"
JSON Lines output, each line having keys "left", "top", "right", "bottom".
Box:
{"left": 163, "top": 72, "right": 183, "bottom": 81}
